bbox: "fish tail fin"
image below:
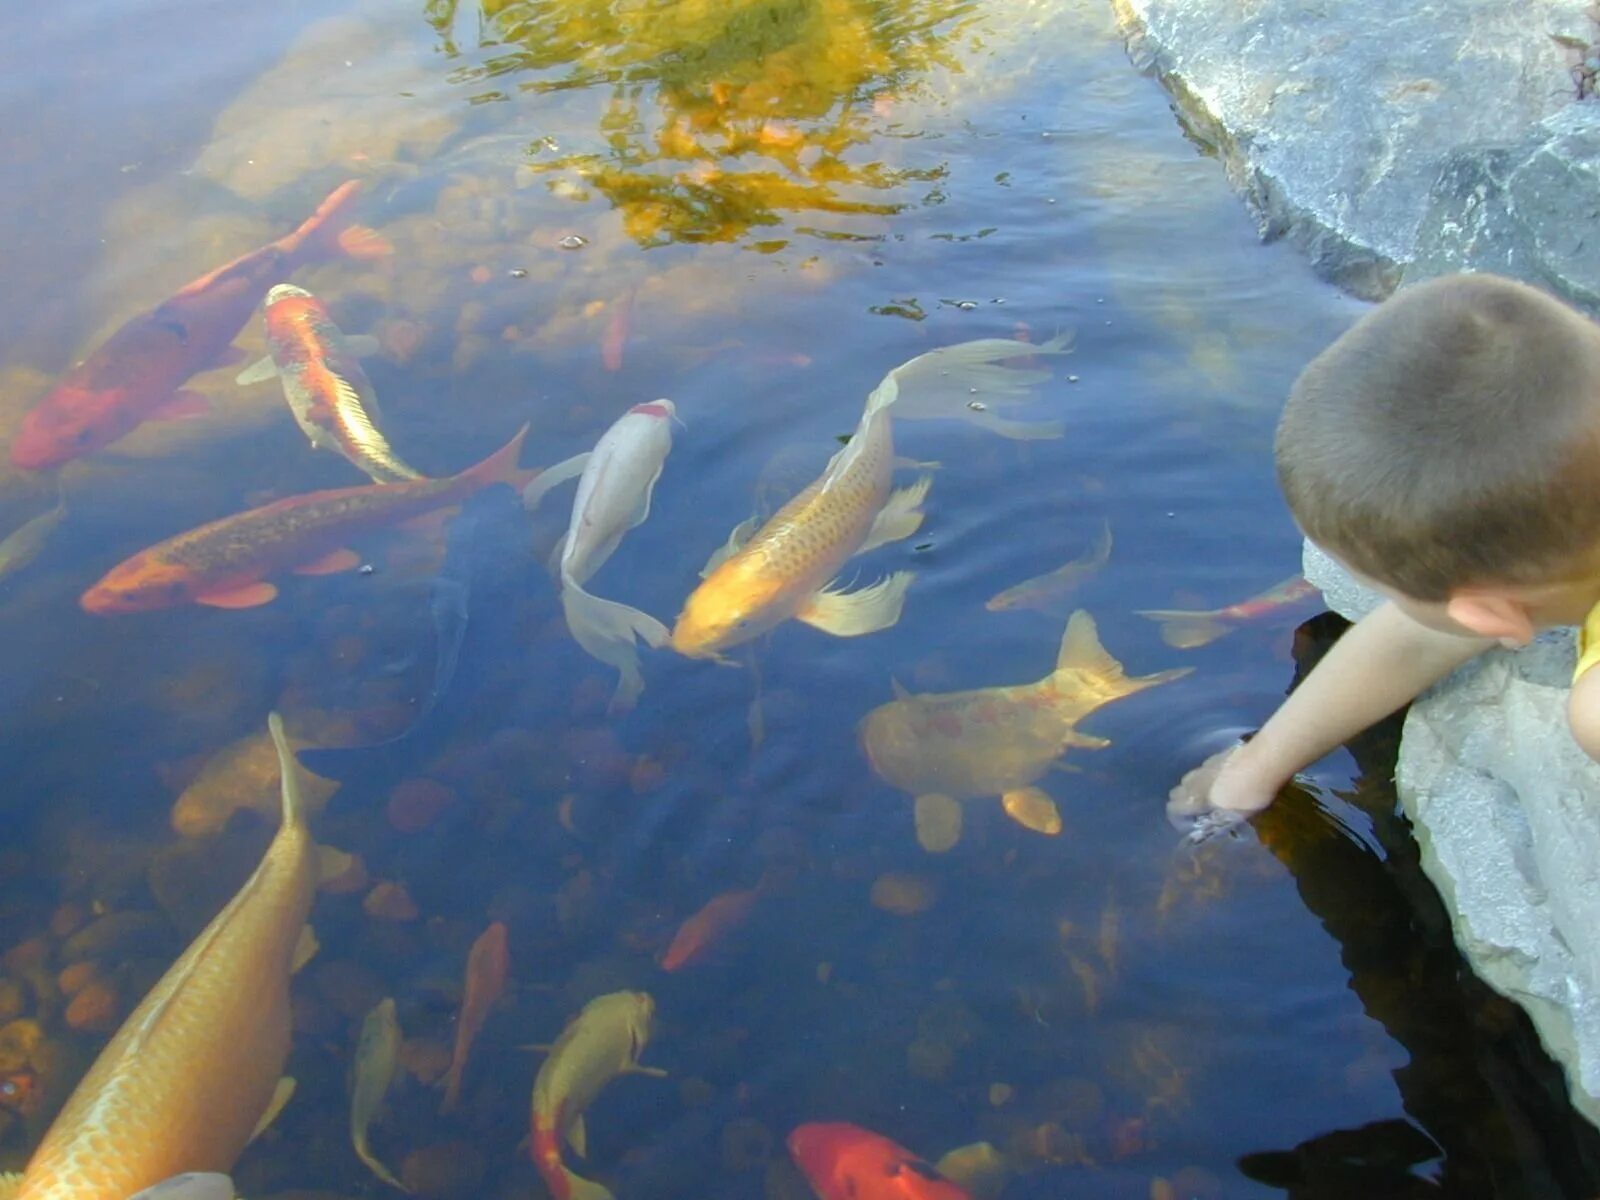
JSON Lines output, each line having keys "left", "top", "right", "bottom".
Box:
{"left": 267, "top": 712, "right": 308, "bottom": 832}
{"left": 1133, "top": 607, "right": 1230, "bottom": 649}
{"left": 864, "top": 333, "right": 1072, "bottom": 431}
{"left": 561, "top": 575, "right": 669, "bottom": 713}
{"left": 460, "top": 424, "right": 537, "bottom": 494}
{"left": 0, "top": 1172, "right": 20, "bottom": 1200}
{"left": 288, "top": 179, "right": 393, "bottom": 264}
{"left": 558, "top": 1170, "right": 615, "bottom": 1200}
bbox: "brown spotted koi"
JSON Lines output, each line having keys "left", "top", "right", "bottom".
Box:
{"left": 79, "top": 426, "right": 532, "bottom": 613}
{"left": 11, "top": 181, "right": 390, "bottom": 470}
{"left": 0, "top": 714, "right": 316, "bottom": 1200}
{"left": 237, "top": 284, "right": 422, "bottom": 484}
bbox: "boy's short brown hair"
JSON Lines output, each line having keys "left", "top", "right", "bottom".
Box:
{"left": 1276, "top": 273, "right": 1600, "bottom": 600}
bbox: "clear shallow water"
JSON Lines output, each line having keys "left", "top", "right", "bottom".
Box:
{"left": 0, "top": 1, "right": 1596, "bottom": 1198}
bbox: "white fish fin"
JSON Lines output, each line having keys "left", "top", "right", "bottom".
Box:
{"left": 235, "top": 355, "right": 279, "bottom": 385}
{"left": 963, "top": 409, "right": 1066, "bottom": 441}
{"left": 0, "top": 1172, "right": 21, "bottom": 1200}
{"left": 934, "top": 1143, "right": 1011, "bottom": 1200}
{"left": 1132, "top": 607, "right": 1230, "bottom": 649}
{"left": 568, "top": 1114, "right": 588, "bottom": 1157}
{"left": 866, "top": 333, "right": 1072, "bottom": 422}
{"left": 1062, "top": 729, "right": 1111, "bottom": 750}
{"left": 546, "top": 534, "right": 568, "bottom": 576}
{"left": 555, "top": 1166, "right": 613, "bottom": 1200}
{"left": 560, "top": 576, "right": 670, "bottom": 712}
{"left": 796, "top": 570, "right": 915, "bottom": 637}
{"left": 1054, "top": 611, "right": 1123, "bottom": 680}
{"left": 522, "top": 452, "right": 592, "bottom": 512}
{"left": 627, "top": 460, "right": 667, "bottom": 530}
{"left": 892, "top": 456, "right": 942, "bottom": 471}
{"left": 1086, "top": 518, "right": 1113, "bottom": 565}
{"left": 856, "top": 474, "right": 932, "bottom": 555}
{"left": 249, "top": 1076, "right": 296, "bottom": 1143}
{"left": 624, "top": 1063, "right": 669, "bottom": 1077}
{"left": 701, "top": 514, "right": 761, "bottom": 578}
{"left": 125, "top": 1174, "right": 235, "bottom": 1200}
{"left": 292, "top": 924, "right": 319, "bottom": 973}
{"left": 343, "top": 334, "right": 381, "bottom": 357}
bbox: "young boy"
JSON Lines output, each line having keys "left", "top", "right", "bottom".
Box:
{"left": 1170, "top": 272, "right": 1600, "bottom": 838}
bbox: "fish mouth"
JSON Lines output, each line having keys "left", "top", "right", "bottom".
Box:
{"left": 267, "top": 283, "right": 313, "bottom": 304}
{"left": 79, "top": 586, "right": 126, "bottom": 615}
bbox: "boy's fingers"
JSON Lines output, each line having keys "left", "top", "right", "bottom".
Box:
{"left": 1182, "top": 808, "right": 1249, "bottom": 844}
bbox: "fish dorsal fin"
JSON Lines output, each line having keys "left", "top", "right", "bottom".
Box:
{"left": 567, "top": 1113, "right": 588, "bottom": 1157}
{"left": 1054, "top": 610, "right": 1122, "bottom": 681}
{"left": 236, "top": 355, "right": 279, "bottom": 385}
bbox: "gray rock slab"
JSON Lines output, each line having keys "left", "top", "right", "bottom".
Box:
{"left": 1305, "top": 545, "right": 1600, "bottom": 1127}
{"left": 1111, "top": 0, "right": 1596, "bottom": 298}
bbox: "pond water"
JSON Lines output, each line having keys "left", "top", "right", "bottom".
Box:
{"left": 1, "top": 1, "right": 1598, "bottom": 1198}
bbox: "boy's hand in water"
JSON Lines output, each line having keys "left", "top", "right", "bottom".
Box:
{"left": 1167, "top": 741, "right": 1281, "bottom": 842}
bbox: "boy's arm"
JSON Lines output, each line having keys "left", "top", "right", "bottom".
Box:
{"left": 1170, "top": 600, "right": 1494, "bottom": 834}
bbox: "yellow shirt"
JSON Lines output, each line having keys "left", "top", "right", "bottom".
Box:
{"left": 1577, "top": 599, "right": 1600, "bottom": 682}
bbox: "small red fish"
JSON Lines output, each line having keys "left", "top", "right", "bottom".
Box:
{"left": 11, "top": 180, "right": 391, "bottom": 469}
{"left": 658, "top": 884, "right": 761, "bottom": 972}
{"left": 1136, "top": 575, "right": 1319, "bottom": 649}
{"left": 788, "top": 1123, "right": 972, "bottom": 1200}
{"left": 439, "top": 921, "right": 510, "bottom": 1113}
{"left": 79, "top": 426, "right": 532, "bottom": 614}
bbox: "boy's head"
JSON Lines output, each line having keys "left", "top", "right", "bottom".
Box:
{"left": 1277, "top": 273, "right": 1600, "bottom": 639}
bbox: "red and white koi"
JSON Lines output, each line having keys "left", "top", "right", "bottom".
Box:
{"left": 1136, "top": 575, "right": 1319, "bottom": 649}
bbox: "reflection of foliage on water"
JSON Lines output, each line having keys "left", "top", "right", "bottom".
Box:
{"left": 423, "top": 0, "right": 978, "bottom": 245}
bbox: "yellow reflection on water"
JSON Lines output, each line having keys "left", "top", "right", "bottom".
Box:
{"left": 426, "top": 0, "right": 979, "bottom": 245}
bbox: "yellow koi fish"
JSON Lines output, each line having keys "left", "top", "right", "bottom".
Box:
{"left": 349, "top": 998, "right": 405, "bottom": 1191}
{"left": 672, "top": 337, "right": 1070, "bottom": 659}
{"left": 529, "top": 991, "right": 666, "bottom": 1200}
{"left": 237, "top": 284, "right": 422, "bottom": 485}
{"left": 859, "top": 611, "right": 1190, "bottom": 851}
{"left": 0, "top": 714, "right": 317, "bottom": 1200}
{"left": 985, "top": 520, "right": 1111, "bottom": 614}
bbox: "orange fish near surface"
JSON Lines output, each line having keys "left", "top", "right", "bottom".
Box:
{"left": 0, "top": 714, "right": 317, "bottom": 1200}
{"left": 658, "top": 884, "right": 762, "bottom": 972}
{"left": 439, "top": 921, "right": 510, "bottom": 1113}
{"left": 11, "top": 180, "right": 391, "bottom": 470}
{"left": 79, "top": 426, "right": 532, "bottom": 613}
{"left": 788, "top": 1123, "right": 973, "bottom": 1200}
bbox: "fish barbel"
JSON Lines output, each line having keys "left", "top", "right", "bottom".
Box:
{"left": 79, "top": 425, "right": 532, "bottom": 613}
{"left": 860, "top": 610, "right": 1190, "bottom": 848}
{"left": 0, "top": 714, "right": 316, "bottom": 1200}
{"left": 237, "top": 283, "right": 422, "bottom": 484}
{"left": 529, "top": 991, "right": 665, "bottom": 1200}
{"left": 11, "top": 180, "right": 390, "bottom": 469}
{"left": 672, "top": 337, "right": 1069, "bottom": 659}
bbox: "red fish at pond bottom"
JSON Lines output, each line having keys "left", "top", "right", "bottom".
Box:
{"left": 11, "top": 179, "right": 391, "bottom": 470}
{"left": 80, "top": 426, "right": 533, "bottom": 614}
{"left": 788, "top": 1123, "right": 973, "bottom": 1200}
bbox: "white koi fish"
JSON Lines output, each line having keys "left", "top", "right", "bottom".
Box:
{"left": 523, "top": 400, "right": 675, "bottom": 711}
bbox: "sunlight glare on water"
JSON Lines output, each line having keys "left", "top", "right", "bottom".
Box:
{"left": 0, "top": 1, "right": 1596, "bottom": 1198}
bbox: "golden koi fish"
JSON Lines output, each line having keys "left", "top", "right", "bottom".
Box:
{"left": 860, "top": 610, "right": 1191, "bottom": 851}
{"left": 672, "top": 337, "right": 1070, "bottom": 659}
{"left": 349, "top": 998, "right": 404, "bottom": 1190}
{"left": 985, "top": 520, "right": 1111, "bottom": 614}
{"left": 237, "top": 284, "right": 422, "bottom": 484}
{"left": 529, "top": 991, "right": 665, "bottom": 1200}
{"left": 0, "top": 714, "right": 317, "bottom": 1200}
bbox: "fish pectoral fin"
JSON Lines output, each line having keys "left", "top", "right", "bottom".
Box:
{"left": 1133, "top": 607, "right": 1229, "bottom": 649}
{"left": 914, "top": 793, "right": 963, "bottom": 853}
{"left": 354, "top": 1141, "right": 407, "bottom": 1193}
{"left": 567, "top": 1114, "right": 588, "bottom": 1157}
{"left": 625, "top": 1064, "right": 668, "bottom": 1078}
{"left": 1000, "top": 787, "right": 1063, "bottom": 835}
{"left": 249, "top": 1076, "right": 296, "bottom": 1144}
{"left": 149, "top": 389, "right": 213, "bottom": 421}
{"left": 292, "top": 925, "right": 320, "bottom": 973}
{"left": 521, "top": 452, "right": 591, "bottom": 512}
{"left": 236, "top": 355, "right": 281, "bottom": 385}
{"left": 796, "top": 571, "right": 914, "bottom": 637}
{"left": 196, "top": 581, "right": 279, "bottom": 609}
{"left": 343, "top": 334, "right": 382, "bottom": 357}
{"left": 700, "top": 514, "right": 761, "bottom": 578}
{"left": 855, "top": 474, "right": 932, "bottom": 555}
{"left": 0, "top": 1171, "right": 20, "bottom": 1200}
{"left": 293, "top": 548, "right": 363, "bottom": 576}
{"left": 316, "top": 844, "right": 358, "bottom": 890}
{"left": 1061, "top": 729, "right": 1110, "bottom": 751}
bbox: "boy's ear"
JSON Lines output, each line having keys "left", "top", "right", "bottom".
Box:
{"left": 1445, "top": 590, "right": 1536, "bottom": 644}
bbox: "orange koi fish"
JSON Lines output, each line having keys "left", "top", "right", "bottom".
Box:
{"left": 788, "top": 1123, "right": 973, "bottom": 1200}
{"left": 80, "top": 426, "right": 532, "bottom": 613}
{"left": 0, "top": 714, "right": 316, "bottom": 1200}
{"left": 1136, "top": 575, "right": 1319, "bottom": 649}
{"left": 11, "top": 181, "right": 391, "bottom": 470}
{"left": 439, "top": 921, "right": 510, "bottom": 1113}
{"left": 657, "top": 883, "right": 762, "bottom": 972}
{"left": 236, "top": 284, "right": 421, "bottom": 484}
{"left": 529, "top": 991, "right": 665, "bottom": 1200}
